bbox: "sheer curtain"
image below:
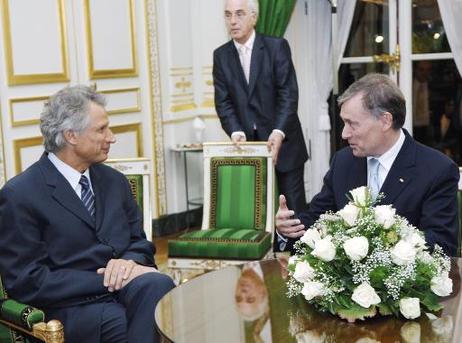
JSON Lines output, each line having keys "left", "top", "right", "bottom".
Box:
{"left": 306, "top": 0, "right": 356, "bottom": 194}
{"left": 437, "top": 0, "right": 462, "bottom": 74}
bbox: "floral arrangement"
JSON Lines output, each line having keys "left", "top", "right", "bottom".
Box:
{"left": 287, "top": 186, "right": 453, "bottom": 322}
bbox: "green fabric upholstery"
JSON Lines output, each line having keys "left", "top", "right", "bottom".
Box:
{"left": 0, "top": 275, "right": 45, "bottom": 342}
{"left": 211, "top": 157, "right": 266, "bottom": 230}
{"left": 168, "top": 228, "right": 272, "bottom": 259}
{"left": 169, "top": 156, "right": 272, "bottom": 260}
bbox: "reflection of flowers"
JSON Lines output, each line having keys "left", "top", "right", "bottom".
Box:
{"left": 400, "top": 321, "right": 421, "bottom": 343}
{"left": 287, "top": 186, "right": 453, "bottom": 322}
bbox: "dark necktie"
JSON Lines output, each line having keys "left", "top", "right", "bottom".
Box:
{"left": 79, "top": 175, "right": 95, "bottom": 218}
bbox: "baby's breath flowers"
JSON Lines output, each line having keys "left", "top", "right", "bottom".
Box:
{"left": 287, "top": 186, "right": 452, "bottom": 322}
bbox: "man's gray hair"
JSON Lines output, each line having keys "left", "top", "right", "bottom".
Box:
{"left": 338, "top": 73, "right": 406, "bottom": 130}
{"left": 248, "top": 0, "right": 259, "bottom": 17}
{"left": 40, "top": 85, "right": 106, "bottom": 152}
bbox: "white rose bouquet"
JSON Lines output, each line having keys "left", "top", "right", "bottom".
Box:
{"left": 287, "top": 186, "right": 453, "bottom": 322}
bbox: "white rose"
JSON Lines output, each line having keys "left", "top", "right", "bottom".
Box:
{"left": 400, "top": 322, "right": 421, "bottom": 343}
{"left": 293, "top": 261, "right": 315, "bottom": 283}
{"left": 391, "top": 240, "right": 416, "bottom": 265}
{"left": 338, "top": 204, "right": 360, "bottom": 226}
{"left": 399, "top": 297, "right": 421, "bottom": 319}
{"left": 350, "top": 186, "right": 368, "bottom": 206}
{"left": 374, "top": 205, "right": 396, "bottom": 229}
{"left": 288, "top": 255, "right": 299, "bottom": 266}
{"left": 351, "top": 282, "right": 381, "bottom": 308}
{"left": 300, "top": 229, "right": 321, "bottom": 249}
{"left": 404, "top": 232, "right": 427, "bottom": 251}
{"left": 416, "top": 251, "right": 432, "bottom": 264}
{"left": 430, "top": 273, "right": 453, "bottom": 296}
{"left": 301, "top": 281, "right": 326, "bottom": 301}
{"left": 311, "top": 237, "right": 336, "bottom": 262}
{"left": 343, "top": 236, "right": 369, "bottom": 261}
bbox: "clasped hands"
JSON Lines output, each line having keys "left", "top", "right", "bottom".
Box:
{"left": 97, "top": 259, "right": 158, "bottom": 292}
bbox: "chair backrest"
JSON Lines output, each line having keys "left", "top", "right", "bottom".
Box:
{"left": 202, "top": 142, "right": 274, "bottom": 235}
{"left": 104, "top": 158, "right": 153, "bottom": 241}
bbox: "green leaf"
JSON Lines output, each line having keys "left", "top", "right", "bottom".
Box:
{"left": 421, "top": 293, "right": 444, "bottom": 312}
{"left": 337, "top": 305, "right": 377, "bottom": 323}
{"left": 377, "top": 303, "right": 393, "bottom": 316}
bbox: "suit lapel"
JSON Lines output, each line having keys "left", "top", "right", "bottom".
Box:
{"left": 90, "top": 166, "right": 105, "bottom": 231}
{"left": 248, "top": 34, "right": 264, "bottom": 98}
{"left": 379, "top": 132, "right": 415, "bottom": 205}
{"left": 39, "top": 154, "right": 95, "bottom": 228}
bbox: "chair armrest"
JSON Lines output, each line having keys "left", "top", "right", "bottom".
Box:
{"left": 0, "top": 299, "right": 64, "bottom": 343}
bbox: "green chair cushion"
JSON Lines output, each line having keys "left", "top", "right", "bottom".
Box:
{"left": 168, "top": 228, "right": 272, "bottom": 260}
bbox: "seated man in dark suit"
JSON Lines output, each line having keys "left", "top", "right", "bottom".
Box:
{"left": 0, "top": 85, "right": 175, "bottom": 343}
{"left": 276, "top": 73, "right": 460, "bottom": 256}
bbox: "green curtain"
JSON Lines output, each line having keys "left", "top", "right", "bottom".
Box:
{"left": 256, "top": 0, "right": 296, "bottom": 37}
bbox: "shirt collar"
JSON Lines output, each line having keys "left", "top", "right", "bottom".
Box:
{"left": 48, "top": 152, "right": 92, "bottom": 191}
{"left": 368, "top": 129, "right": 405, "bottom": 172}
{"left": 233, "top": 30, "right": 256, "bottom": 52}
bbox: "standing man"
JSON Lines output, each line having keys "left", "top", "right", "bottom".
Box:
{"left": 213, "top": 0, "right": 309, "bottom": 229}
{"left": 0, "top": 85, "right": 175, "bottom": 343}
{"left": 276, "top": 73, "right": 459, "bottom": 256}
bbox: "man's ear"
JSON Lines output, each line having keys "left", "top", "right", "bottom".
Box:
{"left": 63, "top": 130, "right": 78, "bottom": 145}
{"left": 381, "top": 111, "right": 394, "bottom": 130}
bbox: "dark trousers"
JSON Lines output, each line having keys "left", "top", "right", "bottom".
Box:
{"left": 47, "top": 272, "right": 175, "bottom": 343}
{"left": 276, "top": 166, "right": 307, "bottom": 215}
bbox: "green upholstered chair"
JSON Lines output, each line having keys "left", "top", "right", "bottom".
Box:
{"left": 168, "top": 142, "right": 275, "bottom": 282}
{"left": 0, "top": 276, "right": 64, "bottom": 343}
{"left": 105, "top": 158, "right": 153, "bottom": 241}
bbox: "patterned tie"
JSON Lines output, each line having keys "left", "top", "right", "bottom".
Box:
{"left": 239, "top": 45, "right": 250, "bottom": 84}
{"left": 79, "top": 175, "right": 95, "bottom": 218}
{"left": 368, "top": 158, "right": 380, "bottom": 200}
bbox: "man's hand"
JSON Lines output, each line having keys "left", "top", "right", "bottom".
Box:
{"left": 97, "top": 259, "right": 137, "bottom": 292}
{"left": 275, "top": 195, "right": 305, "bottom": 239}
{"left": 120, "top": 264, "right": 159, "bottom": 288}
{"left": 231, "top": 132, "right": 246, "bottom": 146}
{"left": 267, "top": 131, "right": 283, "bottom": 165}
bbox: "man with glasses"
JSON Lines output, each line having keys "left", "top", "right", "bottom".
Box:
{"left": 213, "top": 0, "right": 308, "bottom": 252}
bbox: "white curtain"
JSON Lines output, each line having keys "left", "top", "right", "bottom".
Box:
{"left": 437, "top": 0, "right": 462, "bottom": 74}
{"left": 306, "top": 0, "right": 356, "bottom": 194}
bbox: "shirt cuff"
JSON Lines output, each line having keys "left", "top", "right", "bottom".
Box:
{"left": 272, "top": 129, "right": 285, "bottom": 139}
{"left": 231, "top": 131, "right": 246, "bottom": 140}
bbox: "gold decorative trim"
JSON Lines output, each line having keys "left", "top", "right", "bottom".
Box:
{"left": 1, "top": 0, "right": 69, "bottom": 85}
{"left": 110, "top": 123, "right": 143, "bottom": 157}
{"left": 201, "top": 98, "right": 215, "bottom": 108}
{"left": 13, "top": 136, "right": 43, "bottom": 174}
{"left": 209, "top": 158, "right": 265, "bottom": 229}
{"left": 162, "top": 114, "right": 217, "bottom": 125}
{"left": 9, "top": 95, "right": 49, "bottom": 127}
{"left": 170, "top": 102, "right": 197, "bottom": 113}
{"left": 84, "top": 0, "right": 138, "bottom": 79}
{"left": 99, "top": 87, "right": 141, "bottom": 115}
{"left": 145, "top": 0, "right": 167, "bottom": 216}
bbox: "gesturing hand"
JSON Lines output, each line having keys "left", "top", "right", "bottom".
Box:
{"left": 275, "top": 194, "right": 305, "bottom": 239}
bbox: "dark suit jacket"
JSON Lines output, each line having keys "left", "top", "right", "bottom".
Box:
{"left": 213, "top": 33, "right": 308, "bottom": 173}
{"left": 0, "top": 153, "right": 154, "bottom": 309}
{"left": 291, "top": 130, "right": 460, "bottom": 256}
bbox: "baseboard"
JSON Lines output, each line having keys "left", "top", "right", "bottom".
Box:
{"left": 152, "top": 207, "right": 203, "bottom": 237}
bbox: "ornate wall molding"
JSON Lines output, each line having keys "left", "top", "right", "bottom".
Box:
{"left": 146, "top": 0, "right": 167, "bottom": 216}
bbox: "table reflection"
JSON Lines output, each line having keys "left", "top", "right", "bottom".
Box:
{"left": 155, "top": 258, "right": 461, "bottom": 343}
